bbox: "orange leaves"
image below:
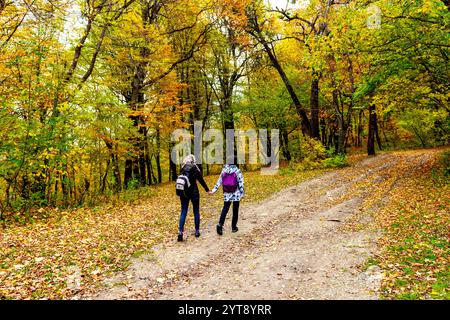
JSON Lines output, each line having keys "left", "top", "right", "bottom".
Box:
{"left": 216, "top": 0, "right": 251, "bottom": 28}
{"left": 141, "top": 75, "right": 191, "bottom": 131}
{"left": 0, "top": 163, "right": 324, "bottom": 299}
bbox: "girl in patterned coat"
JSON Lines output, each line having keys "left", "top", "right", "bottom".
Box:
{"left": 209, "top": 164, "right": 245, "bottom": 235}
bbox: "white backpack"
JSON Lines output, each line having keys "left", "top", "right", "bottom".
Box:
{"left": 175, "top": 164, "right": 193, "bottom": 197}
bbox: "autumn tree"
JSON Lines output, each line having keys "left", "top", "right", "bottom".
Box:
{"left": 246, "top": 1, "right": 313, "bottom": 136}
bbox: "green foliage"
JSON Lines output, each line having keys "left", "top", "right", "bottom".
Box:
{"left": 290, "top": 136, "right": 326, "bottom": 162}
{"left": 126, "top": 179, "right": 142, "bottom": 191}
{"left": 0, "top": 0, "right": 448, "bottom": 217}
{"left": 322, "top": 154, "right": 349, "bottom": 168}
{"left": 441, "top": 151, "right": 450, "bottom": 178}
{"left": 238, "top": 71, "right": 300, "bottom": 131}
{"left": 288, "top": 137, "right": 349, "bottom": 170}
{"left": 398, "top": 109, "right": 449, "bottom": 148}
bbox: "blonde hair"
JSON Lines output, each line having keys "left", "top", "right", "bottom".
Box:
{"left": 182, "top": 154, "right": 196, "bottom": 167}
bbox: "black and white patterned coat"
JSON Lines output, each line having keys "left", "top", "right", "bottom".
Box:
{"left": 211, "top": 165, "right": 245, "bottom": 202}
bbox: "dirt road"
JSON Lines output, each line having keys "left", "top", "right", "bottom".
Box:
{"left": 86, "top": 151, "right": 433, "bottom": 300}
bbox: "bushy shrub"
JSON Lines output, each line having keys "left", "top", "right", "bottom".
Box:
{"left": 297, "top": 136, "right": 327, "bottom": 162}
{"left": 322, "top": 154, "right": 349, "bottom": 168}
{"left": 287, "top": 137, "right": 351, "bottom": 170}
{"left": 126, "top": 178, "right": 141, "bottom": 190}
{"left": 398, "top": 109, "right": 449, "bottom": 148}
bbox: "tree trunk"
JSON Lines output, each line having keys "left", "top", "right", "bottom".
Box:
{"left": 255, "top": 36, "right": 311, "bottom": 135}
{"left": 222, "top": 97, "right": 237, "bottom": 164}
{"left": 104, "top": 139, "right": 122, "bottom": 192}
{"left": 336, "top": 118, "right": 348, "bottom": 155}
{"left": 368, "top": 104, "right": 376, "bottom": 156}
{"left": 111, "top": 153, "right": 121, "bottom": 192}
{"left": 123, "top": 2, "right": 162, "bottom": 189}
{"left": 145, "top": 141, "right": 153, "bottom": 185}
{"left": 374, "top": 111, "right": 382, "bottom": 151}
{"left": 169, "top": 145, "right": 177, "bottom": 182}
{"left": 268, "top": 48, "right": 311, "bottom": 136}
{"left": 169, "top": 152, "right": 177, "bottom": 182}
{"left": 61, "top": 173, "right": 68, "bottom": 206}
{"left": 357, "top": 109, "right": 363, "bottom": 147}
{"left": 281, "top": 127, "right": 292, "bottom": 161}
{"left": 247, "top": 10, "right": 311, "bottom": 135}
{"left": 156, "top": 129, "right": 163, "bottom": 183}
{"left": 101, "top": 159, "right": 110, "bottom": 193}
{"left": 310, "top": 76, "right": 320, "bottom": 140}
{"left": 124, "top": 160, "right": 133, "bottom": 189}
{"left": 321, "top": 118, "right": 327, "bottom": 146}
{"left": 138, "top": 127, "right": 147, "bottom": 186}
{"left": 53, "top": 179, "right": 58, "bottom": 207}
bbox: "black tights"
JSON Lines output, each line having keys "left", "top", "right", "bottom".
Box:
{"left": 219, "top": 201, "right": 240, "bottom": 229}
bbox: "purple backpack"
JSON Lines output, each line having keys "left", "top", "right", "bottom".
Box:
{"left": 222, "top": 172, "right": 238, "bottom": 193}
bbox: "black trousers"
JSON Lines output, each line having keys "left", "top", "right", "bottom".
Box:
{"left": 219, "top": 201, "right": 240, "bottom": 229}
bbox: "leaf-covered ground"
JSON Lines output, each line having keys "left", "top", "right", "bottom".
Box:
{"left": 370, "top": 151, "right": 449, "bottom": 299}
{"left": 0, "top": 167, "right": 325, "bottom": 299}
{"left": 89, "top": 149, "right": 445, "bottom": 300}
{"left": 1, "top": 149, "right": 448, "bottom": 300}
{"left": 339, "top": 148, "right": 449, "bottom": 299}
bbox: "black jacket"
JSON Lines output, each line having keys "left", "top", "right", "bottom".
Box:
{"left": 182, "top": 164, "right": 209, "bottom": 197}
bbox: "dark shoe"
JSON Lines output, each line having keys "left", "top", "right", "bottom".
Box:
{"left": 177, "top": 234, "right": 183, "bottom": 242}
{"left": 216, "top": 224, "right": 223, "bottom": 236}
{"left": 195, "top": 231, "right": 200, "bottom": 238}
{"left": 232, "top": 227, "right": 239, "bottom": 233}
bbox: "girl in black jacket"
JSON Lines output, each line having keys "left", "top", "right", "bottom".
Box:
{"left": 177, "top": 155, "right": 210, "bottom": 241}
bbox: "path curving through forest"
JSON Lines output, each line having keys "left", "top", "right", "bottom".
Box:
{"left": 85, "top": 151, "right": 435, "bottom": 300}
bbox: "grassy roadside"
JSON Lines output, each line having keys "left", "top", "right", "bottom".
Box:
{"left": 2, "top": 149, "right": 447, "bottom": 300}
{"left": 371, "top": 150, "right": 449, "bottom": 299}
{"left": 0, "top": 167, "right": 326, "bottom": 299}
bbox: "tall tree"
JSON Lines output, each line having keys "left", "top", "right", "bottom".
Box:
{"left": 246, "top": 3, "right": 312, "bottom": 136}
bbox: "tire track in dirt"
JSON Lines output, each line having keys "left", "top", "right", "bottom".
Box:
{"left": 85, "top": 151, "right": 434, "bottom": 300}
